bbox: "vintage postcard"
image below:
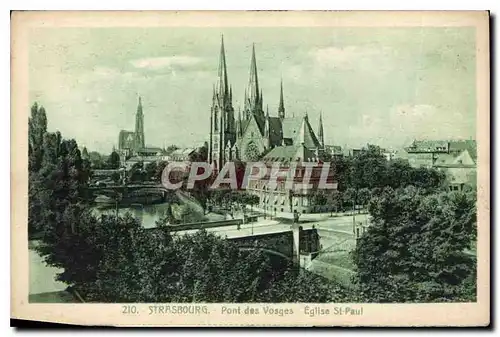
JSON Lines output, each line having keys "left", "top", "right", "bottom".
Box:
{"left": 11, "top": 11, "right": 490, "bottom": 327}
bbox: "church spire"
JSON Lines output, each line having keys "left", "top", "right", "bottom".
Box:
{"left": 137, "top": 96, "right": 143, "bottom": 115}
{"left": 260, "top": 89, "right": 263, "bottom": 110}
{"left": 246, "top": 43, "right": 260, "bottom": 114}
{"left": 318, "top": 111, "right": 324, "bottom": 147}
{"left": 135, "top": 96, "right": 145, "bottom": 150}
{"left": 216, "top": 35, "right": 229, "bottom": 100}
{"left": 278, "top": 78, "right": 285, "bottom": 119}
{"left": 237, "top": 106, "right": 242, "bottom": 137}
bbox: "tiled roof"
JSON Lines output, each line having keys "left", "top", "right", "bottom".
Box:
{"left": 268, "top": 117, "right": 283, "bottom": 147}
{"left": 262, "top": 144, "right": 320, "bottom": 164}
{"left": 138, "top": 147, "right": 163, "bottom": 153}
{"left": 281, "top": 117, "right": 303, "bottom": 140}
{"left": 449, "top": 140, "right": 477, "bottom": 160}
{"left": 295, "top": 117, "right": 321, "bottom": 149}
{"left": 171, "top": 148, "right": 195, "bottom": 156}
{"left": 406, "top": 140, "right": 449, "bottom": 152}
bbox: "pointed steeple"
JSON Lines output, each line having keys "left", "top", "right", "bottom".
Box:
{"left": 246, "top": 43, "right": 260, "bottom": 114}
{"left": 237, "top": 106, "right": 242, "bottom": 137}
{"left": 216, "top": 35, "right": 229, "bottom": 100}
{"left": 229, "top": 85, "right": 233, "bottom": 102}
{"left": 260, "top": 89, "right": 263, "bottom": 110}
{"left": 318, "top": 111, "right": 324, "bottom": 147}
{"left": 135, "top": 96, "right": 145, "bottom": 150}
{"left": 296, "top": 113, "right": 320, "bottom": 149}
{"left": 137, "top": 96, "right": 143, "bottom": 115}
{"left": 278, "top": 78, "right": 285, "bottom": 119}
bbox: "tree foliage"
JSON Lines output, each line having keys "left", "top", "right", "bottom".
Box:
{"left": 329, "top": 145, "right": 446, "bottom": 212}
{"left": 352, "top": 186, "right": 477, "bottom": 302}
{"left": 107, "top": 150, "right": 121, "bottom": 169}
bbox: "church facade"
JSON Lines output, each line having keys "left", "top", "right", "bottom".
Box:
{"left": 208, "top": 37, "right": 326, "bottom": 169}
{"left": 117, "top": 97, "right": 165, "bottom": 168}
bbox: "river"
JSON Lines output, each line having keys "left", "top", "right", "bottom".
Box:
{"left": 91, "top": 200, "right": 227, "bottom": 229}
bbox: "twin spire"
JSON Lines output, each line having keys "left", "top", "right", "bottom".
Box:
{"left": 247, "top": 43, "right": 260, "bottom": 110}
{"left": 215, "top": 36, "right": 286, "bottom": 120}
{"left": 216, "top": 35, "right": 230, "bottom": 102}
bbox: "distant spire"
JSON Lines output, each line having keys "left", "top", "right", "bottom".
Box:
{"left": 266, "top": 104, "right": 269, "bottom": 117}
{"left": 229, "top": 85, "right": 233, "bottom": 102}
{"left": 137, "top": 96, "right": 143, "bottom": 115}
{"left": 260, "top": 89, "right": 263, "bottom": 110}
{"left": 278, "top": 78, "right": 285, "bottom": 119}
{"left": 318, "top": 111, "right": 324, "bottom": 147}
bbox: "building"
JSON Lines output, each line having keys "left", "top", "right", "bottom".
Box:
{"left": 118, "top": 96, "right": 146, "bottom": 159}
{"left": 117, "top": 97, "right": 169, "bottom": 168}
{"left": 324, "top": 145, "right": 343, "bottom": 159}
{"left": 208, "top": 36, "right": 236, "bottom": 171}
{"left": 405, "top": 139, "right": 477, "bottom": 191}
{"left": 246, "top": 144, "right": 337, "bottom": 215}
{"left": 169, "top": 148, "right": 196, "bottom": 162}
{"left": 208, "top": 36, "right": 327, "bottom": 169}
{"left": 433, "top": 147, "right": 477, "bottom": 191}
{"left": 405, "top": 140, "right": 451, "bottom": 168}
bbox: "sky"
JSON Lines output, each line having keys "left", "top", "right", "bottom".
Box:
{"left": 29, "top": 27, "right": 476, "bottom": 154}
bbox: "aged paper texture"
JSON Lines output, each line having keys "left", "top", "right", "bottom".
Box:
{"left": 11, "top": 10, "right": 490, "bottom": 327}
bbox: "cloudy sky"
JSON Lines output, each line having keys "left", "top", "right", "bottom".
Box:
{"left": 29, "top": 27, "right": 476, "bottom": 153}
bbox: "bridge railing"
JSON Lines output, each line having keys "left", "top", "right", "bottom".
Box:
{"left": 148, "top": 219, "right": 243, "bottom": 233}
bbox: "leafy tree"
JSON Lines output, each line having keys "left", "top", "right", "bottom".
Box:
{"left": 28, "top": 102, "right": 47, "bottom": 173}
{"left": 81, "top": 147, "right": 90, "bottom": 160}
{"left": 144, "top": 161, "right": 157, "bottom": 181}
{"left": 155, "top": 161, "right": 168, "bottom": 182}
{"left": 88, "top": 151, "right": 105, "bottom": 169}
{"left": 128, "top": 161, "right": 145, "bottom": 182}
{"left": 353, "top": 186, "right": 477, "bottom": 302}
{"left": 357, "top": 187, "right": 371, "bottom": 210}
{"left": 350, "top": 144, "right": 387, "bottom": 190}
{"left": 261, "top": 270, "right": 353, "bottom": 302}
{"left": 343, "top": 187, "right": 357, "bottom": 212}
{"left": 107, "top": 150, "right": 121, "bottom": 169}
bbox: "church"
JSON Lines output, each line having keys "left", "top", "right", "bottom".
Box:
{"left": 208, "top": 36, "right": 326, "bottom": 170}
{"left": 208, "top": 37, "right": 335, "bottom": 215}
{"left": 117, "top": 97, "right": 165, "bottom": 168}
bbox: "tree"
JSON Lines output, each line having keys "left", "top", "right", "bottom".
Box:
{"left": 28, "top": 102, "right": 47, "bottom": 173}
{"left": 128, "top": 161, "right": 145, "bottom": 182}
{"left": 343, "top": 187, "right": 357, "bottom": 213}
{"left": 28, "top": 103, "right": 48, "bottom": 235}
{"left": 353, "top": 186, "right": 477, "bottom": 302}
{"left": 107, "top": 150, "right": 121, "bottom": 169}
{"left": 144, "top": 161, "right": 157, "bottom": 181}
{"left": 155, "top": 161, "right": 168, "bottom": 182}
{"left": 350, "top": 144, "right": 387, "bottom": 190}
{"left": 357, "top": 187, "right": 371, "bottom": 211}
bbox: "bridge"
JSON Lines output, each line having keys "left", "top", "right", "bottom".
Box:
{"left": 83, "top": 183, "right": 172, "bottom": 202}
